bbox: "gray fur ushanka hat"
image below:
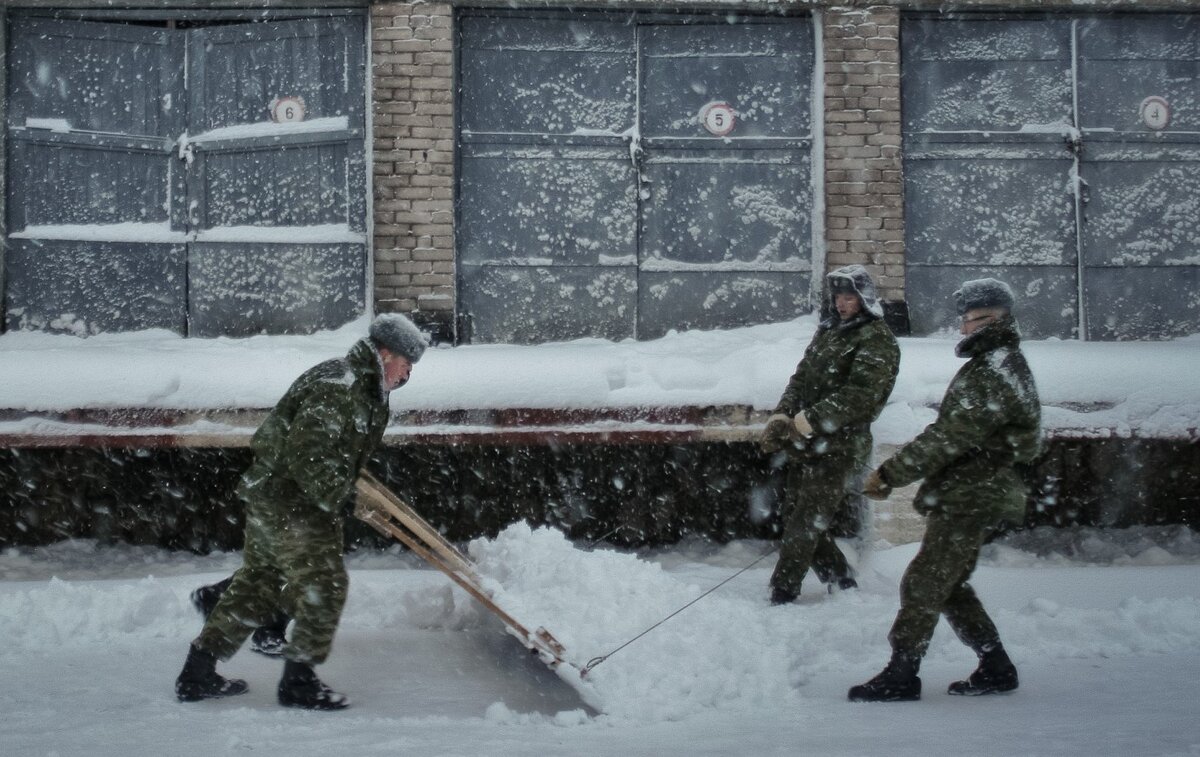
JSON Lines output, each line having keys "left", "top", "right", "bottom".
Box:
{"left": 369, "top": 313, "right": 428, "bottom": 363}
{"left": 954, "top": 278, "right": 1015, "bottom": 316}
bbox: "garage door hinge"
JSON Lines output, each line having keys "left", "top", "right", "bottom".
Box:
{"left": 1064, "top": 133, "right": 1083, "bottom": 158}
{"left": 176, "top": 133, "right": 195, "bottom": 164}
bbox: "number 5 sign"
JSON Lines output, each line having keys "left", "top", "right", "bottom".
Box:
{"left": 699, "top": 101, "right": 736, "bottom": 137}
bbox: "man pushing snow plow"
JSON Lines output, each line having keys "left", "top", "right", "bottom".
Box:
{"left": 175, "top": 314, "right": 429, "bottom": 710}
{"left": 174, "top": 312, "right": 595, "bottom": 712}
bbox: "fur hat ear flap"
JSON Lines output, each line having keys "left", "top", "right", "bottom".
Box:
{"left": 826, "top": 264, "right": 883, "bottom": 319}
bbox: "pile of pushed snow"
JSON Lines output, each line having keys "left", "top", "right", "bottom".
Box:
{"left": 0, "top": 576, "right": 197, "bottom": 651}
{"left": 447, "top": 523, "right": 1200, "bottom": 718}
{"left": 463, "top": 523, "right": 863, "bottom": 719}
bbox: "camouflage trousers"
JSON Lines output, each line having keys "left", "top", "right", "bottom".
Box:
{"left": 888, "top": 510, "right": 1003, "bottom": 659}
{"left": 196, "top": 500, "right": 348, "bottom": 665}
{"left": 769, "top": 453, "right": 862, "bottom": 596}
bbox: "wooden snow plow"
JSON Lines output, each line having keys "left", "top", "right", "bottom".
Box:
{"left": 353, "top": 471, "right": 580, "bottom": 678}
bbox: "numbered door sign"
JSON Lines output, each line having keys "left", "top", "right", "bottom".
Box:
{"left": 699, "top": 101, "right": 736, "bottom": 137}
{"left": 1139, "top": 96, "right": 1170, "bottom": 131}
{"left": 270, "top": 96, "right": 307, "bottom": 124}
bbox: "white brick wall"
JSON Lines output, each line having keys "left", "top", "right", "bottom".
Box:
{"left": 370, "top": 3, "right": 455, "bottom": 329}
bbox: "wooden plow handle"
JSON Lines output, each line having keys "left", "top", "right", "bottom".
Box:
{"left": 356, "top": 471, "right": 480, "bottom": 579}
{"left": 353, "top": 473, "right": 572, "bottom": 671}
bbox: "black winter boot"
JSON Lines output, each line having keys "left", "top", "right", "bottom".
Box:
{"left": 770, "top": 586, "right": 799, "bottom": 606}
{"left": 278, "top": 660, "right": 349, "bottom": 710}
{"left": 250, "top": 616, "right": 290, "bottom": 657}
{"left": 175, "top": 643, "right": 248, "bottom": 702}
{"left": 828, "top": 577, "right": 858, "bottom": 594}
{"left": 189, "top": 579, "right": 232, "bottom": 618}
{"left": 848, "top": 652, "right": 922, "bottom": 702}
{"left": 948, "top": 646, "right": 1018, "bottom": 696}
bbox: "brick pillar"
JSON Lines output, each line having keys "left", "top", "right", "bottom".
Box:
{"left": 370, "top": 3, "right": 455, "bottom": 338}
{"left": 822, "top": 5, "right": 905, "bottom": 304}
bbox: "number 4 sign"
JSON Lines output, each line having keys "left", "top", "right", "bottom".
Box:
{"left": 1139, "top": 96, "right": 1169, "bottom": 131}
{"left": 699, "top": 101, "right": 736, "bottom": 137}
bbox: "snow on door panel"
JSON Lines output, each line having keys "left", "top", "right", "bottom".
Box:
{"left": 4, "top": 14, "right": 367, "bottom": 337}
{"left": 457, "top": 11, "right": 816, "bottom": 343}
{"left": 5, "top": 18, "right": 185, "bottom": 335}
{"left": 457, "top": 13, "right": 639, "bottom": 343}
{"left": 185, "top": 16, "right": 366, "bottom": 337}
{"left": 903, "top": 13, "right": 1200, "bottom": 340}
{"left": 1076, "top": 15, "right": 1200, "bottom": 340}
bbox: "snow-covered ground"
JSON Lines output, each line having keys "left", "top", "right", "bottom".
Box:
{"left": 1, "top": 315, "right": 1198, "bottom": 441}
{"left": 2, "top": 315, "right": 1198, "bottom": 754}
{"left": 2, "top": 525, "right": 1199, "bottom": 756}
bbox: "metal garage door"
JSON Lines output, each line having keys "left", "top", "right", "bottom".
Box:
{"left": 902, "top": 14, "right": 1200, "bottom": 340}
{"left": 5, "top": 14, "right": 366, "bottom": 336}
{"left": 457, "top": 10, "right": 815, "bottom": 344}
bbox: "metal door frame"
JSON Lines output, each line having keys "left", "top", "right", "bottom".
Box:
{"left": 635, "top": 14, "right": 818, "bottom": 340}
{"left": 2, "top": 6, "right": 371, "bottom": 336}
{"left": 902, "top": 11, "right": 1081, "bottom": 339}
{"left": 903, "top": 10, "right": 1200, "bottom": 340}
{"left": 454, "top": 7, "right": 819, "bottom": 344}
{"left": 1074, "top": 12, "right": 1200, "bottom": 341}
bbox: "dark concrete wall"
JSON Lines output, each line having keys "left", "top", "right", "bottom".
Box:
{"left": 0, "top": 443, "right": 789, "bottom": 552}
{"left": 0, "top": 438, "right": 1196, "bottom": 552}
{"left": 1027, "top": 438, "right": 1200, "bottom": 530}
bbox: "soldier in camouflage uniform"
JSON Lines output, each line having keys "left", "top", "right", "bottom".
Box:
{"left": 761, "top": 265, "right": 900, "bottom": 604}
{"left": 849, "top": 279, "right": 1041, "bottom": 702}
{"left": 175, "top": 314, "right": 427, "bottom": 710}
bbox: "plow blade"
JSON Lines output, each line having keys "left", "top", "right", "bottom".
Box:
{"left": 353, "top": 472, "right": 599, "bottom": 712}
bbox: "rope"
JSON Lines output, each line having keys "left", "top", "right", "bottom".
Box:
{"left": 585, "top": 524, "right": 629, "bottom": 551}
{"left": 582, "top": 545, "right": 778, "bottom": 675}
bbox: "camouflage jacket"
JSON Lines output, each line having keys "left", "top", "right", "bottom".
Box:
{"left": 879, "top": 316, "right": 1042, "bottom": 522}
{"left": 774, "top": 314, "right": 900, "bottom": 465}
{"left": 238, "top": 339, "right": 391, "bottom": 518}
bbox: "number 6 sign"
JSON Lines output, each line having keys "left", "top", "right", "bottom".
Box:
{"left": 699, "top": 101, "right": 736, "bottom": 137}
{"left": 270, "top": 96, "right": 307, "bottom": 124}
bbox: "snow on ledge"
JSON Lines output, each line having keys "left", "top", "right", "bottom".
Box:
{"left": 11, "top": 223, "right": 365, "bottom": 245}
{"left": 10, "top": 223, "right": 187, "bottom": 244}
{"left": 194, "top": 225, "right": 365, "bottom": 245}
{"left": 0, "top": 316, "right": 1197, "bottom": 443}
{"left": 185, "top": 116, "right": 351, "bottom": 143}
